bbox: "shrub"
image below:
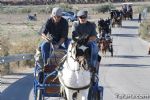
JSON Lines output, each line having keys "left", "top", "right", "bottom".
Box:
{"left": 0, "top": 36, "right": 10, "bottom": 56}
{"left": 93, "top": 3, "right": 115, "bottom": 13}
{"left": 139, "top": 21, "right": 150, "bottom": 40}
{"left": 60, "top": 3, "right": 73, "bottom": 11}
{"left": 0, "top": 4, "right": 75, "bottom": 14}
{"left": 0, "top": 36, "right": 11, "bottom": 74}
{"left": 19, "top": 7, "right": 31, "bottom": 13}
{"left": 136, "top": 6, "right": 150, "bottom": 14}
{"left": 38, "top": 5, "right": 53, "bottom": 13}
{"left": 147, "top": 6, "right": 150, "bottom": 12}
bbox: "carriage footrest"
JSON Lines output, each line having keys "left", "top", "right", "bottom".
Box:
{"left": 44, "top": 93, "right": 61, "bottom": 97}
{"left": 98, "top": 86, "right": 104, "bottom": 100}
{"left": 45, "top": 87, "right": 60, "bottom": 94}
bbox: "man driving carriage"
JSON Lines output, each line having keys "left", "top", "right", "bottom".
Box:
{"left": 39, "top": 7, "right": 70, "bottom": 67}
{"left": 72, "top": 10, "right": 101, "bottom": 73}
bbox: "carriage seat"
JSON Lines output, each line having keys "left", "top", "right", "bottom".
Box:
{"left": 34, "top": 47, "right": 66, "bottom": 75}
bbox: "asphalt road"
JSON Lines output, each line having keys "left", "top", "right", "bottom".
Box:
{"left": 100, "top": 19, "right": 150, "bottom": 100}
{"left": 1, "top": 17, "right": 150, "bottom": 100}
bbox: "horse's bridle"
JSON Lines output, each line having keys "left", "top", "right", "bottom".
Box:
{"left": 69, "top": 43, "right": 78, "bottom": 61}
{"left": 66, "top": 43, "right": 89, "bottom": 72}
{"left": 58, "top": 42, "right": 91, "bottom": 92}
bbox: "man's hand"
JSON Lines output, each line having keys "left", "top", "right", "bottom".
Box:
{"left": 47, "top": 34, "right": 53, "bottom": 41}
{"left": 88, "top": 35, "right": 97, "bottom": 42}
{"left": 41, "top": 33, "right": 52, "bottom": 42}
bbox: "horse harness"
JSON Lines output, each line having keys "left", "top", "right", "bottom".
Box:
{"left": 58, "top": 43, "right": 92, "bottom": 91}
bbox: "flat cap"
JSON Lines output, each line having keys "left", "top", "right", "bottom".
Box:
{"left": 51, "top": 7, "right": 63, "bottom": 16}
{"left": 77, "top": 10, "right": 88, "bottom": 17}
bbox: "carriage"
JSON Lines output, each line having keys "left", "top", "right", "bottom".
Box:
{"left": 110, "top": 9, "right": 122, "bottom": 27}
{"left": 33, "top": 48, "right": 66, "bottom": 100}
{"left": 33, "top": 40, "right": 104, "bottom": 100}
{"left": 121, "top": 3, "right": 133, "bottom": 20}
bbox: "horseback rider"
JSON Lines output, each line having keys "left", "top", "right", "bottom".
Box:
{"left": 39, "top": 7, "right": 70, "bottom": 67}
{"left": 72, "top": 10, "right": 101, "bottom": 73}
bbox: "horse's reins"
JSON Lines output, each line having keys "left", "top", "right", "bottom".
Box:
{"left": 58, "top": 34, "right": 92, "bottom": 91}
{"left": 69, "top": 33, "right": 89, "bottom": 63}
{"left": 66, "top": 42, "right": 89, "bottom": 71}
{"left": 69, "top": 42, "right": 78, "bottom": 62}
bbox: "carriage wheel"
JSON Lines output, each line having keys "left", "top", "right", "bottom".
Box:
{"left": 36, "top": 89, "right": 43, "bottom": 100}
{"left": 98, "top": 86, "right": 104, "bottom": 100}
{"left": 88, "top": 87, "right": 93, "bottom": 100}
{"left": 88, "top": 86, "right": 100, "bottom": 100}
{"left": 88, "top": 86, "right": 93, "bottom": 100}
{"left": 95, "top": 90, "right": 100, "bottom": 100}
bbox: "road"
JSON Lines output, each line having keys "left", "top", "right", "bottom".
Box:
{"left": 1, "top": 17, "right": 150, "bottom": 100}
{"left": 100, "top": 18, "right": 150, "bottom": 100}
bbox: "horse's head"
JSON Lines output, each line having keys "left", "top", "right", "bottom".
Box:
{"left": 76, "top": 39, "right": 90, "bottom": 60}
{"left": 59, "top": 40, "right": 92, "bottom": 100}
{"left": 67, "top": 38, "right": 91, "bottom": 70}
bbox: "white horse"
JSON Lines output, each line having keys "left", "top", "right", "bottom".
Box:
{"left": 58, "top": 41, "right": 92, "bottom": 100}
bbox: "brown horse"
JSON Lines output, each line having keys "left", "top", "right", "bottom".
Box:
{"left": 99, "top": 38, "right": 113, "bottom": 57}
{"left": 99, "top": 38, "right": 108, "bottom": 56}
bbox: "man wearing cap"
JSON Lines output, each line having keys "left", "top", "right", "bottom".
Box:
{"left": 72, "top": 10, "right": 101, "bottom": 73}
{"left": 40, "top": 7, "right": 69, "bottom": 66}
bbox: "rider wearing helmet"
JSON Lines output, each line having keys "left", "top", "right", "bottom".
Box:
{"left": 40, "top": 7, "right": 70, "bottom": 67}
{"left": 72, "top": 10, "right": 101, "bottom": 73}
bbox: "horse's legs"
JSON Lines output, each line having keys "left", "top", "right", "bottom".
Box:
{"left": 104, "top": 49, "right": 106, "bottom": 56}
{"left": 101, "top": 45, "right": 105, "bottom": 57}
{"left": 77, "top": 89, "right": 89, "bottom": 100}
{"left": 65, "top": 88, "right": 74, "bottom": 100}
{"left": 101, "top": 50, "right": 105, "bottom": 57}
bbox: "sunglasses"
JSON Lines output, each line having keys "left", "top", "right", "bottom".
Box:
{"left": 79, "top": 16, "right": 87, "bottom": 19}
